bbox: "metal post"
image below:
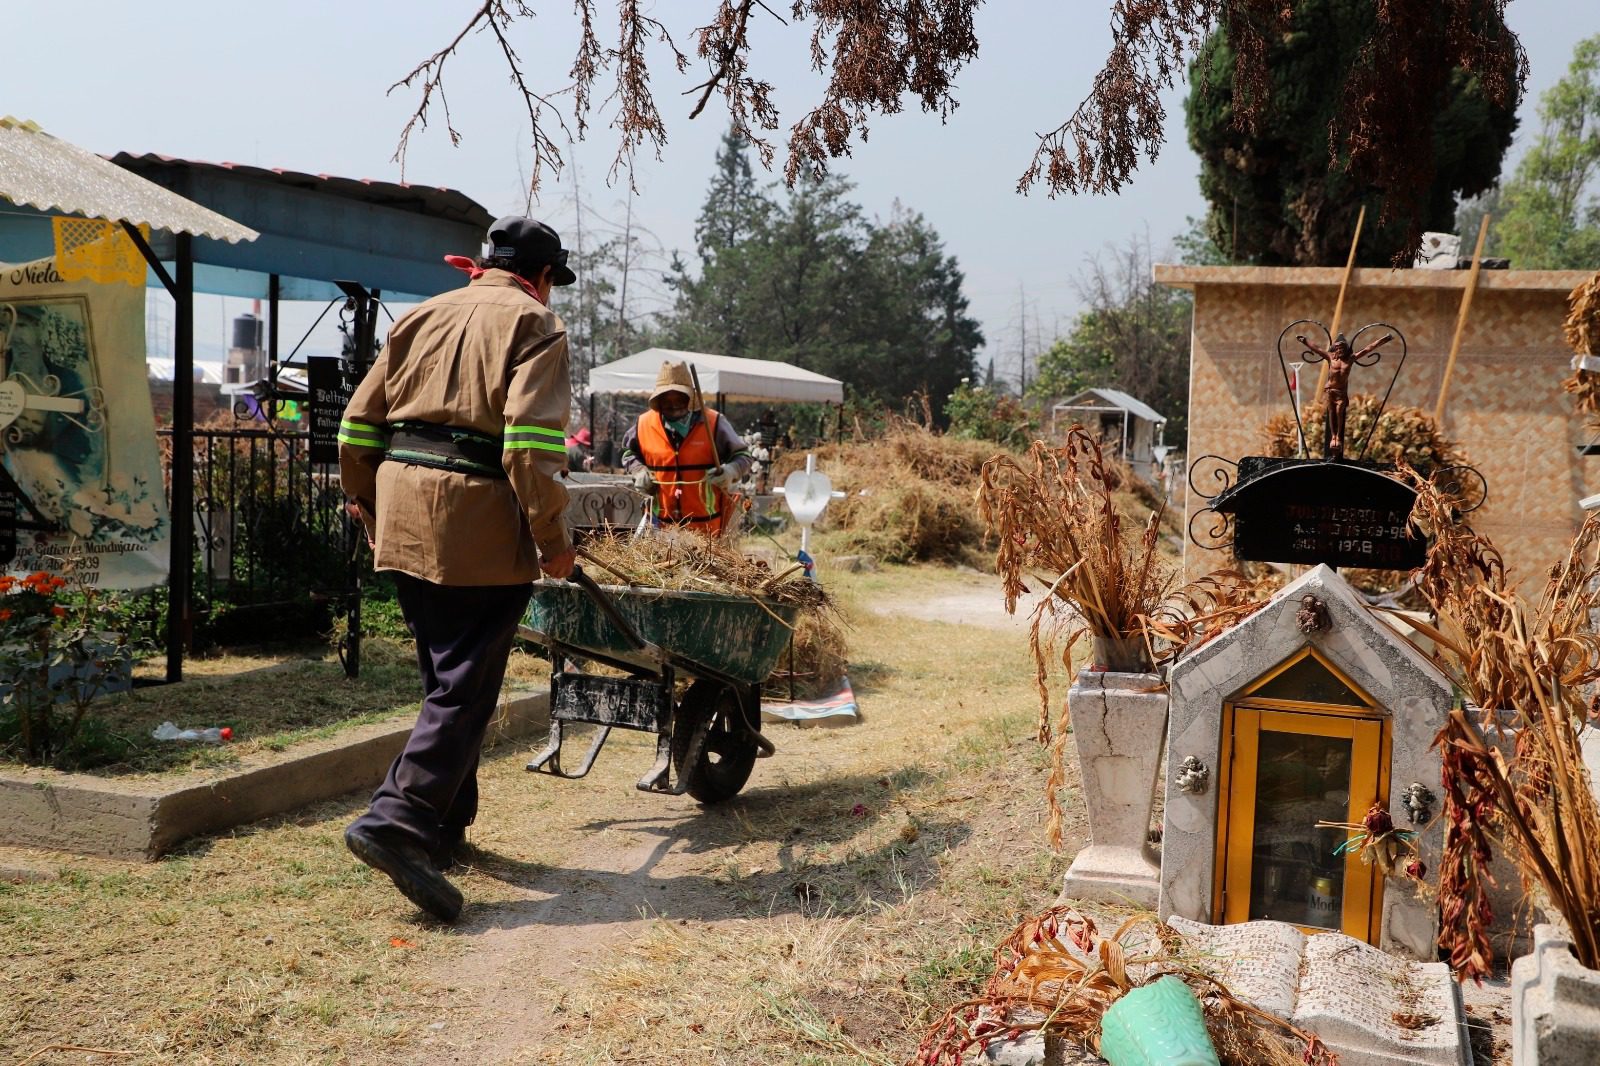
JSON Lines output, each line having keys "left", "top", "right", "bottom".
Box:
{"left": 267, "top": 273, "right": 280, "bottom": 381}
{"left": 343, "top": 285, "right": 380, "bottom": 679}
{"left": 166, "top": 233, "right": 195, "bottom": 683}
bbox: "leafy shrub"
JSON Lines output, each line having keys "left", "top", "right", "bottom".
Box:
{"left": 944, "top": 381, "right": 1038, "bottom": 451}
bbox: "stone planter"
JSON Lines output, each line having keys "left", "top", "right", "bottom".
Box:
{"left": 1090, "top": 634, "right": 1153, "bottom": 673}
{"left": 1060, "top": 668, "right": 1167, "bottom": 909}
{"left": 1512, "top": 923, "right": 1600, "bottom": 1064}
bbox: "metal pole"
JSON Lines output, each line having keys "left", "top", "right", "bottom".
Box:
{"left": 166, "top": 233, "right": 194, "bottom": 683}
{"left": 268, "top": 273, "right": 280, "bottom": 378}
{"left": 344, "top": 285, "right": 380, "bottom": 679}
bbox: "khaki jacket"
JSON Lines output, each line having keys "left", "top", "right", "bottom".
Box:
{"left": 338, "top": 270, "right": 571, "bottom": 586}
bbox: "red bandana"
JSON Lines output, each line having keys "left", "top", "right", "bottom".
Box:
{"left": 443, "top": 255, "right": 544, "bottom": 304}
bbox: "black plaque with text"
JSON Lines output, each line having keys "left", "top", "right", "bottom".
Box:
{"left": 308, "top": 357, "right": 355, "bottom": 465}
{"left": 1213, "top": 457, "right": 1426, "bottom": 571}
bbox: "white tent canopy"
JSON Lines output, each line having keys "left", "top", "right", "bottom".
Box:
{"left": 589, "top": 348, "right": 845, "bottom": 405}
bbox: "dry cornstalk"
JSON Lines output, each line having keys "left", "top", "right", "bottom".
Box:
{"left": 1401, "top": 470, "right": 1600, "bottom": 978}
{"left": 979, "top": 431, "right": 1266, "bottom": 846}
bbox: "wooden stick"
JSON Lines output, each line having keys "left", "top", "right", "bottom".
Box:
{"left": 1317, "top": 204, "right": 1367, "bottom": 394}
{"left": 1435, "top": 213, "right": 1492, "bottom": 423}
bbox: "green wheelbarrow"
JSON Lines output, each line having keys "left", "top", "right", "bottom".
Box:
{"left": 519, "top": 567, "right": 797, "bottom": 803}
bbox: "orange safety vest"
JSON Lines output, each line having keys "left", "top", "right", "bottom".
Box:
{"left": 637, "top": 408, "right": 732, "bottom": 536}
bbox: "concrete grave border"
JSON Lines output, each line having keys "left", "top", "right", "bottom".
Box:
{"left": 1160, "top": 564, "right": 1454, "bottom": 959}
{"left": 0, "top": 689, "right": 548, "bottom": 861}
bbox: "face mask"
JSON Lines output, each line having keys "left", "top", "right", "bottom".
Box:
{"left": 666, "top": 414, "right": 693, "bottom": 437}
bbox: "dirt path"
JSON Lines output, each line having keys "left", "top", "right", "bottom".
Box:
{"left": 392, "top": 573, "right": 1056, "bottom": 1062}
{"left": 862, "top": 567, "right": 1042, "bottom": 631}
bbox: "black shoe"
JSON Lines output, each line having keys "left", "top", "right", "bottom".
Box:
{"left": 345, "top": 825, "right": 463, "bottom": 923}
{"left": 431, "top": 828, "right": 467, "bottom": 872}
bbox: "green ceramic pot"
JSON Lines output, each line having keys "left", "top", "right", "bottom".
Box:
{"left": 1098, "top": 976, "right": 1220, "bottom": 1066}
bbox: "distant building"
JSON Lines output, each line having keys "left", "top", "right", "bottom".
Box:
{"left": 147, "top": 360, "right": 225, "bottom": 424}
{"left": 1051, "top": 387, "right": 1168, "bottom": 473}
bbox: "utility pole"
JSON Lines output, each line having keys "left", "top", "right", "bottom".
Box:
{"left": 616, "top": 190, "right": 635, "bottom": 362}
{"left": 1017, "top": 281, "right": 1029, "bottom": 395}
{"left": 570, "top": 159, "right": 590, "bottom": 378}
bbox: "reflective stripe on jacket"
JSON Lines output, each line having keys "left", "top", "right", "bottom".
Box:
{"left": 636, "top": 408, "right": 729, "bottom": 535}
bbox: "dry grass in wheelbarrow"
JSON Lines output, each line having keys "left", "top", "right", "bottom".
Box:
{"left": 579, "top": 531, "right": 849, "bottom": 697}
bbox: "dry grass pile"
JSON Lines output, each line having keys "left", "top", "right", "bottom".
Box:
{"left": 1399, "top": 471, "right": 1600, "bottom": 979}
{"left": 1261, "top": 393, "right": 1466, "bottom": 468}
{"left": 979, "top": 430, "right": 1266, "bottom": 845}
{"left": 772, "top": 421, "right": 995, "bottom": 565}
{"left": 580, "top": 531, "right": 848, "bottom": 696}
{"left": 911, "top": 908, "right": 1333, "bottom": 1066}
{"left": 773, "top": 608, "right": 851, "bottom": 698}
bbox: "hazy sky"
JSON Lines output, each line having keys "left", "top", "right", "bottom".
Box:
{"left": 6, "top": 2, "right": 1596, "bottom": 383}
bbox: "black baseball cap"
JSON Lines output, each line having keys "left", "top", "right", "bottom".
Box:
{"left": 486, "top": 216, "right": 577, "bottom": 286}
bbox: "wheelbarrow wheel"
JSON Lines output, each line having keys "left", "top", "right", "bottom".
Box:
{"left": 672, "top": 680, "right": 758, "bottom": 804}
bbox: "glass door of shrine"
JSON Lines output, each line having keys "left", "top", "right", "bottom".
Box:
{"left": 1212, "top": 648, "right": 1391, "bottom": 944}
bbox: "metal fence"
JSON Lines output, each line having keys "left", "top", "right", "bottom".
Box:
{"left": 148, "top": 424, "right": 362, "bottom": 671}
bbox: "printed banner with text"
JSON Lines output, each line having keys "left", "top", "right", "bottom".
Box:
{"left": 0, "top": 255, "right": 170, "bottom": 589}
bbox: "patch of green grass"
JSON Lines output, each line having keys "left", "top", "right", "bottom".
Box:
{"left": 904, "top": 943, "right": 994, "bottom": 999}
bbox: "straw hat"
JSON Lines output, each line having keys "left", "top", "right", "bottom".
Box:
{"left": 649, "top": 360, "right": 700, "bottom": 410}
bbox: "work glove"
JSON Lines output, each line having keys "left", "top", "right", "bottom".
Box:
{"left": 707, "top": 466, "right": 738, "bottom": 489}
{"left": 632, "top": 468, "right": 654, "bottom": 492}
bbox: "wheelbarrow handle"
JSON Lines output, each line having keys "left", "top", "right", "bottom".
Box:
{"left": 569, "top": 565, "right": 668, "bottom": 664}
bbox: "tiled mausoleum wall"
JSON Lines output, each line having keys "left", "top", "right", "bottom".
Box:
{"left": 1157, "top": 266, "right": 1597, "bottom": 586}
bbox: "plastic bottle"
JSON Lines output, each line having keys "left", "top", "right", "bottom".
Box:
{"left": 152, "top": 721, "right": 233, "bottom": 744}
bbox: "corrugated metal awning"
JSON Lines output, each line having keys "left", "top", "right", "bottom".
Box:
{"left": 1053, "top": 387, "right": 1166, "bottom": 424}
{"left": 0, "top": 117, "right": 257, "bottom": 243}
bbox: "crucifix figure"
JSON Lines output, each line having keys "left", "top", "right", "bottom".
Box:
{"left": 1297, "top": 330, "right": 1393, "bottom": 459}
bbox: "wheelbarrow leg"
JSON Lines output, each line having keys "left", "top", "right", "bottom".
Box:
{"left": 528, "top": 719, "right": 614, "bottom": 780}
{"left": 527, "top": 718, "right": 565, "bottom": 774}
{"left": 636, "top": 731, "right": 673, "bottom": 793}
{"left": 638, "top": 707, "right": 713, "bottom": 796}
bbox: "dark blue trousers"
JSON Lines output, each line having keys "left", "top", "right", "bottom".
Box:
{"left": 350, "top": 573, "right": 532, "bottom": 851}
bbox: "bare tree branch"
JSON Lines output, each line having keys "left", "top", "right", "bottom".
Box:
{"left": 604, "top": 2, "right": 689, "bottom": 189}
{"left": 390, "top": 0, "right": 1525, "bottom": 256}
{"left": 388, "top": 1, "right": 501, "bottom": 174}
{"left": 686, "top": 1, "right": 784, "bottom": 167}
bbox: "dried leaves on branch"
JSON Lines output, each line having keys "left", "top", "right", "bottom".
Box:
{"left": 1563, "top": 271, "right": 1600, "bottom": 422}
{"left": 979, "top": 430, "right": 1265, "bottom": 846}
{"left": 911, "top": 907, "right": 1335, "bottom": 1066}
{"left": 1400, "top": 472, "right": 1600, "bottom": 978}
{"left": 395, "top": 1, "right": 1522, "bottom": 251}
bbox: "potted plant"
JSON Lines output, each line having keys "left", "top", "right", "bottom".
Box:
{"left": 0, "top": 570, "right": 137, "bottom": 767}
{"left": 1397, "top": 473, "right": 1600, "bottom": 1061}
{"left": 979, "top": 430, "right": 1264, "bottom": 901}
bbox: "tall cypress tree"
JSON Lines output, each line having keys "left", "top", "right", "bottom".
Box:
{"left": 1185, "top": 0, "right": 1519, "bottom": 266}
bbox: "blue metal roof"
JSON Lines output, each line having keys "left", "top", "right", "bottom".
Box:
{"left": 0, "top": 153, "right": 493, "bottom": 303}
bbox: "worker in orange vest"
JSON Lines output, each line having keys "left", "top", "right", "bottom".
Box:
{"left": 621, "top": 360, "right": 753, "bottom": 536}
